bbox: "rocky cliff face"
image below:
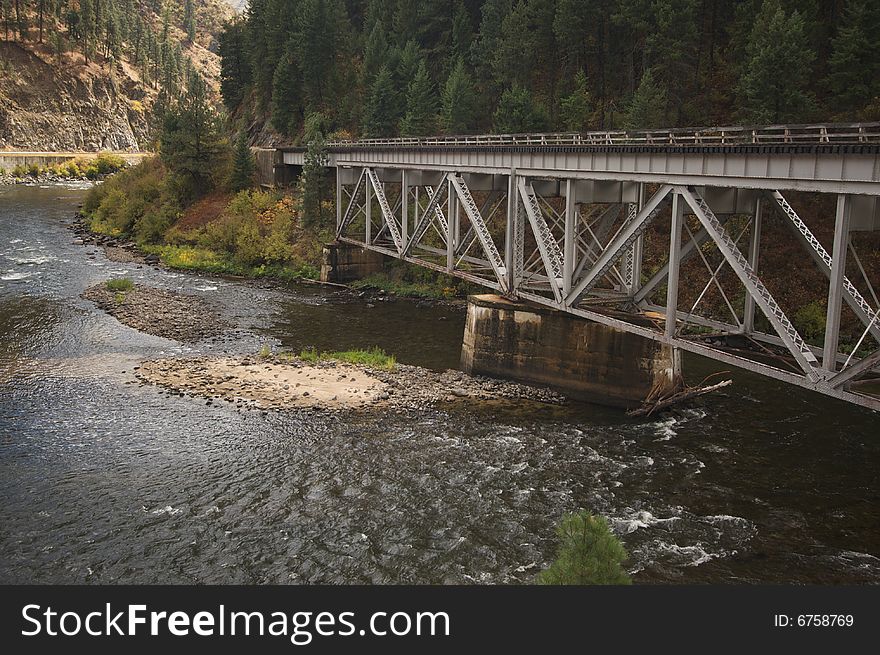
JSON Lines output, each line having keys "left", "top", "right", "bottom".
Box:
{"left": 0, "top": 43, "right": 151, "bottom": 151}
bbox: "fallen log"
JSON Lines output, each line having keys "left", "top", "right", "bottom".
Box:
{"left": 627, "top": 379, "right": 733, "bottom": 417}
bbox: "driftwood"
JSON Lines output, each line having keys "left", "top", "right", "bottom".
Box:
{"left": 627, "top": 375, "right": 733, "bottom": 417}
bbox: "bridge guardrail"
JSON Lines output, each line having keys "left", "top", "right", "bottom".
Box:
{"left": 317, "top": 122, "right": 880, "bottom": 149}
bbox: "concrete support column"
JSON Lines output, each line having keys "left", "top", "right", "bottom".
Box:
{"left": 743, "top": 197, "right": 763, "bottom": 334}
{"left": 461, "top": 295, "right": 682, "bottom": 408}
{"left": 665, "top": 191, "right": 684, "bottom": 338}
{"left": 823, "top": 194, "right": 852, "bottom": 371}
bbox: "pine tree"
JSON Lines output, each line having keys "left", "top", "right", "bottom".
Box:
{"left": 160, "top": 75, "right": 227, "bottom": 201}
{"left": 362, "top": 65, "right": 397, "bottom": 137}
{"left": 300, "top": 112, "right": 329, "bottom": 226}
{"left": 493, "top": 84, "right": 549, "bottom": 133}
{"left": 400, "top": 60, "right": 437, "bottom": 136}
{"left": 219, "top": 19, "right": 250, "bottom": 110}
{"left": 826, "top": 0, "right": 880, "bottom": 113}
{"left": 229, "top": 130, "right": 255, "bottom": 193}
{"left": 624, "top": 69, "right": 667, "bottom": 129}
{"left": 737, "top": 0, "right": 816, "bottom": 123}
{"left": 538, "top": 512, "right": 632, "bottom": 585}
{"left": 184, "top": 0, "right": 196, "bottom": 43}
{"left": 441, "top": 58, "right": 477, "bottom": 134}
{"left": 271, "top": 41, "right": 302, "bottom": 135}
{"left": 362, "top": 20, "right": 389, "bottom": 86}
{"left": 560, "top": 70, "right": 594, "bottom": 132}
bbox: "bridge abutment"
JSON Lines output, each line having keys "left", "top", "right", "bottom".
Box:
{"left": 320, "top": 242, "right": 387, "bottom": 283}
{"left": 461, "top": 294, "right": 682, "bottom": 408}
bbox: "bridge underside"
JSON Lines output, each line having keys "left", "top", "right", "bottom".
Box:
{"left": 330, "top": 163, "right": 880, "bottom": 412}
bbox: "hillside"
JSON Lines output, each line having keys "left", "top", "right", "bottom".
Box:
{"left": 0, "top": 0, "right": 234, "bottom": 152}
{"left": 221, "top": 0, "right": 880, "bottom": 145}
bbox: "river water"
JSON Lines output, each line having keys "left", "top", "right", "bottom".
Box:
{"left": 1, "top": 185, "right": 878, "bottom": 584}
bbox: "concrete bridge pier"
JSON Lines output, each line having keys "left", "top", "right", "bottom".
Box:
{"left": 320, "top": 242, "right": 387, "bottom": 283}
{"left": 461, "top": 294, "right": 683, "bottom": 409}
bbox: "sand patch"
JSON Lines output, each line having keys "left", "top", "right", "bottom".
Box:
{"left": 137, "top": 357, "right": 388, "bottom": 410}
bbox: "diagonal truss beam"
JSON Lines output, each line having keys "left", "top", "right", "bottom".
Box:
{"left": 403, "top": 181, "right": 448, "bottom": 257}
{"left": 632, "top": 214, "right": 732, "bottom": 304}
{"left": 424, "top": 185, "right": 449, "bottom": 242}
{"left": 449, "top": 175, "right": 507, "bottom": 286}
{"left": 768, "top": 190, "right": 880, "bottom": 346}
{"left": 566, "top": 185, "right": 674, "bottom": 306}
{"left": 680, "top": 186, "right": 820, "bottom": 378}
{"left": 517, "top": 179, "right": 565, "bottom": 302}
{"left": 365, "top": 168, "right": 403, "bottom": 252}
{"left": 829, "top": 348, "right": 880, "bottom": 389}
{"left": 337, "top": 168, "right": 367, "bottom": 238}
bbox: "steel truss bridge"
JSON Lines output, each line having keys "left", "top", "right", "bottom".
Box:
{"left": 281, "top": 123, "right": 880, "bottom": 411}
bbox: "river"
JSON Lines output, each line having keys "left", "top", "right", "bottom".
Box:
{"left": 1, "top": 184, "right": 878, "bottom": 584}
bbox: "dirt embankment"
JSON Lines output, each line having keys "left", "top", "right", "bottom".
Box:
{"left": 82, "top": 283, "right": 226, "bottom": 342}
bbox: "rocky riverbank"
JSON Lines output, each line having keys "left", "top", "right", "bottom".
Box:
{"left": 136, "top": 355, "right": 565, "bottom": 413}
{"left": 82, "top": 283, "right": 227, "bottom": 342}
{"left": 70, "top": 213, "right": 159, "bottom": 266}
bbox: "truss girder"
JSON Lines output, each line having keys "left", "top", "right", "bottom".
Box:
{"left": 517, "top": 179, "right": 565, "bottom": 301}
{"left": 334, "top": 165, "right": 880, "bottom": 411}
{"left": 337, "top": 168, "right": 367, "bottom": 238}
{"left": 769, "top": 190, "right": 880, "bottom": 345}
{"left": 449, "top": 175, "right": 507, "bottom": 286}
{"left": 403, "top": 182, "right": 448, "bottom": 257}
{"left": 680, "top": 186, "right": 820, "bottom": 377}
{"left": 566, "top": 185, "right": 674, "bottom": 306}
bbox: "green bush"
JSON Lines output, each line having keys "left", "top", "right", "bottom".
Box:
{"left": 538, "top": 512, "right": 631, "bottom": 585}
{"left": 793, "top": 300, "right": 826, "bottom": 344}
{"left": 12, "top": 164, "right": 26, "bottom": 177}
{"left": 27, "top": 163, "right": 41, "bottom": 177}
{"left": 94, "top": 153, "right": 127, "bottom": 175}
{"left": 105, "top": 278, "right": 134, "bottom": 292}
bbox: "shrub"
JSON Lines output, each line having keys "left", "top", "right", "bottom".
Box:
{"left": 538, "top": 512, "right": 631, "bottom": 585}
{"left": 63, "top": 161, "right": 79, "bottom": 178}
{"left": 94, "top": 153, "right": 127, "bottom": 175}
{"left": 0, "top": 167, "right": 5, "bottom": 175}
{"left": 793, "top": 300, "right": 827, "bottom": 344}
{"left": 106, "top": 278, "right": 134, "bottom": 292}
{"left": 12, "top": 164, "right": 26, "bottom": 177}
{"left": 92, "top": 187, "right": 132, "bottom": 234}
{"left": 27, "top": 163, "right": 41, "bottom": 177}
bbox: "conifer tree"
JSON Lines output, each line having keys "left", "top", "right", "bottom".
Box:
{"left": 362, "top": 65, "right": 397, "bottom": 137}
{"left": 624, "top": 69, "right": 667, "bottom": 129}
{"left": 826, "top": 0, "right": 880, "bottom": 112}
{"left": 493, "top": 84, "right": 549, "bottom": 133}
{"left": 560, "top": 70, "right": 594, "bottom": 132}
{"left": 184, "top": 0, "right": 196, "bottom": 43}
{"left": 400, "top": 60, "right": 436, "bottom": 136}
{"left": 737, "top": 0, "right": 816, "bottom": 123}
{"left": 440, "top": 58, "right": 476, "bottom": 134}
{"left": 229, "top": 130, "right": 255, "bottom": 193}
